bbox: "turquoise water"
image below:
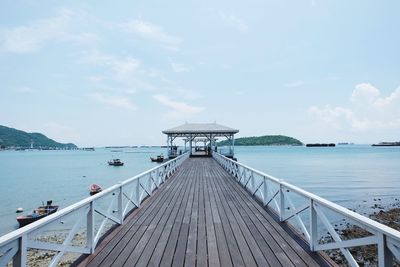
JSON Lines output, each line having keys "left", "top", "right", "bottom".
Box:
{"left": 0, "top": 145, "right": 399, "bottom": 236}
{"left": 235, "top": 145, "right": 400, "bottom": 210}
{"left": 0, "top": 147, "right": 164, "bottom": 235}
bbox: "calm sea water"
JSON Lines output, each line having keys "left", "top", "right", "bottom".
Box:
{"left": 0, "top": 145, "right": 399, "bottom": 236}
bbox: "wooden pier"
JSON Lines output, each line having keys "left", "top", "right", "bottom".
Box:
{"left": 79, "top": 158, "right": 333, "bottom": 267}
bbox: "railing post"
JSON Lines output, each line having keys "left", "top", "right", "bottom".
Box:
{"left": 309, "top": 199, "right": 317, "bottom": 251}
{"left": 118, "top": 186, "right": 123, "bottom": 224}
{"left": 378, "top": 233, "right": 393, "bottom": 266}
{"left": 156, "top": 168, "right": 161, "bottom": 186}
{"left": 87, "top": 202, "right": 94, "bottom": 253}
{"left": 279, "top": 184, "right": 285, "bottom": 222}
{"left": 250, "top": 172, "right": 255, "bottom": 192}
{"left": 13, "top": 234, "right": 27, "bottom": 267}
{"left": 263, "top": 177, "right": 268, "bottom": 206}
{"left": 136, "top": 179, "right": 141, "bottom": 207}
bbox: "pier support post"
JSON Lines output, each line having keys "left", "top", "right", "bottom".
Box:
{"left": 309, "top": 199, "right": 317, "bottom": 251}
{"left": 13, "top": 235, "right": 27, "bottom": 267}
{"left": 279, "top": 184, "right": 285, "bottom": 222}
{"left": 118, "top": 186, "right": 123, "bottom": 224}
{"left": 87, "top": 202, "right": 94, "bottom": 253}
{"left": 378, "top": 233, "right": 393, "bottom": 267}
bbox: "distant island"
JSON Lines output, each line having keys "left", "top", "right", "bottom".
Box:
{"left": 0, "top": 125, "right": 77, "bottom": 149}
{"left": 217, "top": 135, "right": 303, "bottom": 146}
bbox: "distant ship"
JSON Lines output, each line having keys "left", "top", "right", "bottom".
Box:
{"left": 306, "top": 143, "right": 335, "bottom": 147}
{"left": 372, "top": 142, "right": 400, "bottom": 147}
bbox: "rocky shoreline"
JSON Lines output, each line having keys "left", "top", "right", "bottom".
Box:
{"left": 7, "top": 232, "right": 85, "bottom": 267}
{"left": 321, "top": 201, "right": 400, "bottom": 266}
{"left": 7, "top": 200, "right": 400, "bottom": 266}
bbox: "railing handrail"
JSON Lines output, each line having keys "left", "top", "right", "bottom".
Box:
{"left": 213, "top": 152, "right": 400, "bottom": 241}
{"left": 0, "top": 152, "right": 189, "bottom": 247}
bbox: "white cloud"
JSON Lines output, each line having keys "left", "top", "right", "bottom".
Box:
{"left": 284, "top": 80, "right": 306, "bottom": 88}
{"left": 118, "top": 20, "right": 182, "bottom": 51}
{"left": 91, "top": 92, "right": 136, "bottom": 111}
{"left": 80, "top": 50, "right": 157, "bottom": 92}
{"left": 221, "top": 63, "right": 232, "bottom": 70}
{"left": 81, "top": 50, "right": 140, "bottom": 78}
{"left": 0, "top": 8, "right": 96, "bottom": 53}
{"left": 87, "top": 76, "right": 104, "bottom": 83}
{"left": 169, "top": 59, "right": 189, "bottom": 73}
{"left": 309, "top": 83, "right": 400, "bottom": 131}
{"left": 153, "top": 94, "right": 204, "bottom": 119}
{"left": 219, "top": 12, "right": 249, "bottom": 33}
{"left": 15, "top": 86, "right": 35, "bottom": 93}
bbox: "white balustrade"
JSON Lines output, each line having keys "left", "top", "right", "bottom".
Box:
{"left": 0, "top": 152, "right": 189, "bottom": 267}
{"left": 213, "top": 152, "right": 400, "bottom": 267}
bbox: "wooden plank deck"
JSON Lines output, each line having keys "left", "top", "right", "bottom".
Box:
{"left": 79, "top": 158, "right": 335, "bottom": 267}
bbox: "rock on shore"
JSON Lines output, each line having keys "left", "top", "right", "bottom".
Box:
{"left": 321, "top": 207, "right": 400, "bottom": 266}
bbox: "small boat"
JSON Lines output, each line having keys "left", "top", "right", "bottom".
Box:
{"left": 16, "top": 207, "right": 23, "bottom": 213}
{"left": 16, "top": 200, "right": 59, "bottom": 227}
{"left": 108, "top": 159, "right": 124, "bottom": 166}
{"left": 150, "top": 154, "right": 164, "bottom": 163}
{"left": 89, "top": 184, "right": 102, "bottom": 195}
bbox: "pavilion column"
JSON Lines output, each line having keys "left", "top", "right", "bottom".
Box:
{"left": 189, "top": 134, "right": 192, "bottom": 156}
{"left": 166, "top": 135, "right": 170, "bottom": 158}
{"left": 232, "top": 134, "right": 235, "bottom": 156}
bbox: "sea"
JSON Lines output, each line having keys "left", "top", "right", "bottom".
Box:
{"left": 0, "top": 145, "right": 399, "bottom": 236}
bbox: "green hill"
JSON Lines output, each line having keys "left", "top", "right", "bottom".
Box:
{"left": 217, "top": 135, "right": 303, "bottom": 146}
{"left": 0, "top": 125, "right": 77, "bottom": 149}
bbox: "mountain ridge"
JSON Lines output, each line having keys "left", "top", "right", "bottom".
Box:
{"left": 0, "top": 125, "right": 77, "bottom": 148}
{"left": 217, "top": 135, "right": 303, "bottom": 146}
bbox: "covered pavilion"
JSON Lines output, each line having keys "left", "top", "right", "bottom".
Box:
{"left": 162, "top": 122, "right": 239, "bottom": 159}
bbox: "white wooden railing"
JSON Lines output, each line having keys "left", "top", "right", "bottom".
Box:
{"left": 0, "top": 152, "right": 189, "bottom": 267}
{"left": 213, "top": 152, "right": 400, "bottom": 267}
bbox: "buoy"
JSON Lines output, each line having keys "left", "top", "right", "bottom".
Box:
{"left": 16, "top": 207, "right": 23, "bottom": 213}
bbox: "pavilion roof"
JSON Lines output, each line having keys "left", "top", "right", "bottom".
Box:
{"left": 162, "top": 122, "right": 239, "bottom": 135}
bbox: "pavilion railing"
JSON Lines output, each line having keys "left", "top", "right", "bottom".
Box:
{"left": 213, "top": 152, "right": 400, "bottom": 267}
{"left": 0, "top": 152, "right": 189, "bottom": 267}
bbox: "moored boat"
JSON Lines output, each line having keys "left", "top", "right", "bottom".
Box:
{"left": 89, "top": 184, "right": 102, "bottom": 195}
{"left": 108, "top": 159, "right": 124, "bottom": 166}
{"left": 16, "top": 200, "right": 59, "bottom": 227}
{"left": 150, "top": 154, "right": 164, "bottom": 163}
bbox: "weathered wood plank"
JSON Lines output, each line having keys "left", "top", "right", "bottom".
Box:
{"left": 171, "top": 164, "right": 197, "bottom": 267}
{"left": 184, "top": 163, "right": 200, "bottom": 267}
{"left": 148, "top": 165, "right": 197, "bottom": 267}
{"left": 81, "top": 157, "right": 333, "bottom": 267}
{"left": 204, "top": 164, "right": 221, "bottom": 267}
{"left": 86, "top": 165, "right": 186, "bottom": 267}
{"left": 136, "top": 165, "right": 195, "bottom": 267}
{"left": 206, "top": 170, "right": 233, "bottom": 267}
{"left": 218, "top": 163, "right": 323, "bottom": 267}
{"left": 207, "top": 164, "right": 246, "bottom": 267}
{"left": 196, "top": 163, "right": 208, "bottom": 267}
{"left": 107, "top": 167, "right": 188, "bottom": 267}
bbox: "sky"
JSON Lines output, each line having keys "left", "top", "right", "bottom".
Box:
{"left": 1, "top": 1, "right": 399, "bottom": 146}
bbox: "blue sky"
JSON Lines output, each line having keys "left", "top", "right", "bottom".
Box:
{"left": 1, "top": 1, "right": 399, "bottom": 146}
